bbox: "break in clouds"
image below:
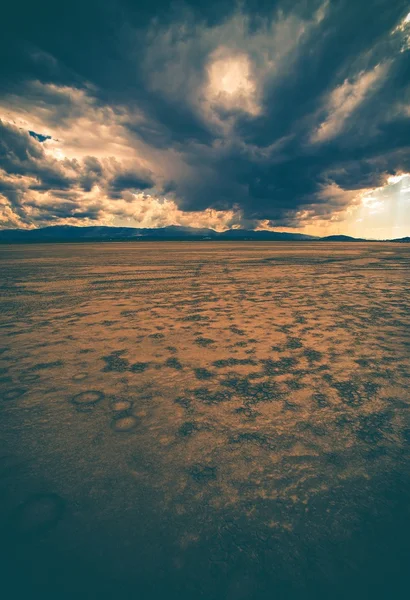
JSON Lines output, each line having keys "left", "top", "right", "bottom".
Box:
{"left": 1, "top": 0, "right": 410, "bottom": 236}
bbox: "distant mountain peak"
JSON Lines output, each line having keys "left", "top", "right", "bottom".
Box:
{"left": 319, "top": 234, "right": 365, "bottom": 242}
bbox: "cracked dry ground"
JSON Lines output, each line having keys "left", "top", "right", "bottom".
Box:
{"left": 0, "top": 242, "right": 409, "bottom": 599}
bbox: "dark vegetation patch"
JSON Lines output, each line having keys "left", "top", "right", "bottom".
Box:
{"left": 333, "top": 381, "right": 363, "bottom": 406}
{"left": 19, "top": 372, "right": 41, "bottom": 383}
{"left": 174, "top": 396, "right": 192, "bottom": 410}
{"left": 287, "top": 378, "right": 305, "bottom": 390}
{"left": 309, "top": 424, "right": 328, "bottom": 437}
{"left": 262, "top": 357, "right": 298, "bottom": 375}
{"left": 189, "top": 464, "right": 217, "bottom": 482}
{"left": 230, "top": 326, "right": 246, "bottom": 336}
{"left": 195, "top": 337, "right": 215, "bottom": 347}
{"left": 235, "top": 406, "right": 260, "bottom": 419}
{"left": 194, "top": 368, "right": 214, "bottom": 380}
{"left": 278, "top": 324, "right": 292, "bottom": 334}
{"left": 271, "top": 345, "right": 284, "bottom": 353}
{"left": 283, "top": 400, "right": 300, "bottom": 411}
{"left": 365, "top": 446, "right": 389, "bottom": 460}
{"left": 148, "top": 333, "right": 165, "bottom": 339}
{"left": 220, "top": 375, "right": 283, "bottom": 405}
{"left": 165, "top": 357, "right": 183, "bottom": 370}
{"left": 219, "top": 374, "right": 252, "bottom": 394}
{"left": 324, "top": 451, "right": 346, "bottom": 467}
{"left": 293, "top": 421, "right": 327, "bottom": 438}
{"left": 180, "top": 314, "right": 210, "bottom": 322}
{"left": 355, "top": 411, "right": 393, "bottom": 444}
{"left": 303, "top": 349, "right": 323, "bottom": 363}
{"left": 335, "top": 413, "right": 354, "bottom": 429}
{"left": 313, "top": 393, "right": 329, "bottom": 408}
{"left": 120, "top": 310, "right": 140, "bottom": 317}
{"left": 3, "top": 388, "right": 27, "bottom": 401}
{"left": 193, "top": 387, "right": 232, "bottom": 405}
{"left": 294, "top": 315, "right": 307, "bottom": 324}
{"left": 402, "top": 428, "right": 410, "bottom": 444}
{"left": 363, "top": 381, "right": 382, "bottom": 397}
{"left": 178, "top": 421, "right": 200, "bottom": 437}
{"left": 286, "top": 337, "right": 303, "bottom": 349}
{"left": 213, "top": 358, "right": 258, "bottom": 368}
{"left": 29, "top": 360, "right": 64, "bottom": 371}
{"left": 355, "top": 358, "right": 372, "bottom": 367}
{"left": 166, "top": 346, "right": 178, "bottom": 354}
{"left": 102, "top": 351, "right": 129, "bottom": 372}
{"left": 248, "top": 371, "right": 264, "bottom": 380}
{"left": 384, "top": 396, "right": 409, "bottom": 409}
{"left": 130, "top": 362, "right": 150, "bottom": 373}
{"left": 372, "top": 368, "right": 396, "bottom": 381}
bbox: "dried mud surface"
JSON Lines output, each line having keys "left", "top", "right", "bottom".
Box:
{"left": 0, "top": 242, "right": 409, "bottom": 599}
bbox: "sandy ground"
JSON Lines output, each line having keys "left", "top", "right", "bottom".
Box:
{"left": 0, "top": 241, "right": 409, "bottom": 599}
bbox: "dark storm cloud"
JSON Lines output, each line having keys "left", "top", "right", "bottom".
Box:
{"left": 79, "top": 157, "right": 104, "bottom": 192}
{"left": 0, "top": 119, "right": 156, "bottom": 225}
{"left": 1, "top": 0, "right": 410, "bottom": 229}
{"left": 109, "top": 172, "right": 155, "bottom": 194}
{"left": 0, "top": 120, "right": 74, "bottom": 189}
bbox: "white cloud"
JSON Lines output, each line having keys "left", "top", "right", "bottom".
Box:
{"left": 392, "top": 10, "right": 410, "bottom": 51}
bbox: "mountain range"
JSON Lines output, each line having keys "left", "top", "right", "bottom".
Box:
{"left": 0, "top": 225, "right": 408, "bottom": 243}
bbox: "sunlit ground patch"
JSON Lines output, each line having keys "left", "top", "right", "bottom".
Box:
{"left": 111, "top": 399, "right": 133, "bottom": 412}
{"left": 72, "top": 371, "right": 88, "bottom": 381}
{"left": 111, "top": 415, "right": 139, "bottom": 432}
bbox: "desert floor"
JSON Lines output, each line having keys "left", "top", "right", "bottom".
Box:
{"left": 1, "top": 242, "right": 409, "bottom": 599}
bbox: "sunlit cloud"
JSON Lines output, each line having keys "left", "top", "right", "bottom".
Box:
{"left": 311, "top": 63, "right": 388, "bottom": 143}
{"left": 392, "top": 10, "right": 410, "bottom": 51}
{"left": 206, "top": 49, "right": 260, "bottom": 116}
{"left": 111, "top": 193, "right": 244, "bottom": 231}
{"left": 333, "top": 174, "right": 410, "bottom": 238}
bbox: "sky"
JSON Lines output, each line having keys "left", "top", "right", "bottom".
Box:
{"left": 1, "top": 0, "right": 410, "bottom": 239}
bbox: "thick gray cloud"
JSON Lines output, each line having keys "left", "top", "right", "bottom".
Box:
{"left": 0, "top": 0, "right": 410, "bottom": 232}
{"left": 0, "top": 120, "right": 157, "bottom": 225}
